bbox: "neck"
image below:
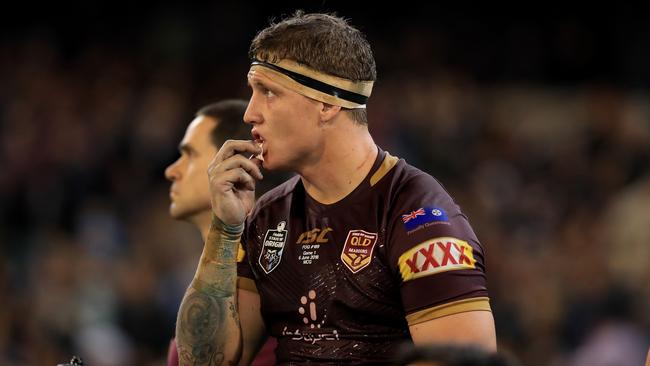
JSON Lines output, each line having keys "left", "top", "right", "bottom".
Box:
{"left": 300, "top": 120, "right": 378, "bottom": 205}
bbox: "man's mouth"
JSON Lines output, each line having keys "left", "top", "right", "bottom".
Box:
{"left": 252, "top": 130, "right": 264, "bottom": 143}
{"left": 251, "top": 131, "right": 265, "bottom": 161}
{"left": 252, "top": 141, "right": 265, "bottom": 161}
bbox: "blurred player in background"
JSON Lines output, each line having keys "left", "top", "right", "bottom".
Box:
{"left": 165, "top": 100, "right": 276, "bottom": 366}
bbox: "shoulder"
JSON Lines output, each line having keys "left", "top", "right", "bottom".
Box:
{"left": 387, "top": 159, "right": 456, "bottom": 211}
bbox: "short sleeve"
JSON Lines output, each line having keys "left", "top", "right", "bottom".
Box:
{"left": 386, "top": 173, "right": 490, "bottom": 325}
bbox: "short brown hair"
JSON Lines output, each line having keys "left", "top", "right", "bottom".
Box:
{"left": 196, "top": 99, "right": 250, "bottom": 148}
{"left": 249, "top": 11, "right": 376, "bottom": 124}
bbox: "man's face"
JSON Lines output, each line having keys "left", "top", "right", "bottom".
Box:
{"left": 244, "top": 67, "right": 325, "bottom": 171}
{"left": 165, "top": 116, "right": 218, "bottom": 221}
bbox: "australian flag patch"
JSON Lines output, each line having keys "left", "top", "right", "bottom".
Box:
{"left": 401, "top": 207, "right": 449, "bottom": 231}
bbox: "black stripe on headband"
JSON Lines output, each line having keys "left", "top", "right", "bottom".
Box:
{"left": 251, "top": 60, "right": 368, "bottom": 105}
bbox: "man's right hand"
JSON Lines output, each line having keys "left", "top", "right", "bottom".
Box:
{"left": 207, "top": 140, "right": 264, "bottom": 226}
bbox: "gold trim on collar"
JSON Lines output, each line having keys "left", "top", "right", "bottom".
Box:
{"left": 370, "top": 152, "right": 399, "bottom": 186}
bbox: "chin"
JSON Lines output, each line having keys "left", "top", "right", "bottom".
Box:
{"left": 169, "top": 206, "right": 186, "bottom": 220}
{"left": 262, "top": 161, "right": 283, "bottom": 172}
{"left": 262, "top": 156, "right": 291, "bottom": 171}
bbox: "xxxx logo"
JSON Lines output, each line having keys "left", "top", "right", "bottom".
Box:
{"left": 296, "top": 228, "right": 332, "bottom": 244}
{"left": 398, "top": 237, "right": 476, "bottom": 282}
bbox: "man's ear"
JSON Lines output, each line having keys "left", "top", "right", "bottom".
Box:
{"left": 319, "top": 103, "right": 342, "bottom": 123}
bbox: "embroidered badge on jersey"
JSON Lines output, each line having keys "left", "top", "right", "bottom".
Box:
{"left": 401, "top": 206, "right": 449, "bottom": 231}
{"left": 340, "top": 230, "right": 378, "bottom": 273}
{"left": 259, "top": 221, "right": 288, "bottom": 274}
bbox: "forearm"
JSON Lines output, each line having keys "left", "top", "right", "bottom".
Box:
{"left": 176, "top": 215, "right": 244, "bottom": 366}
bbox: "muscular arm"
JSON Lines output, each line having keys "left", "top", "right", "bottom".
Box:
{"left": 177, "top": 139, "right": 266, "bottom": 365}
{"left": 237, "top": 288, "right": 269, "bottom": 365}
{"left": 409, "top": 310, "right": 497, "bottom": 351}
{"left": 176, "top": 215, "right": 244, "bottom": 365}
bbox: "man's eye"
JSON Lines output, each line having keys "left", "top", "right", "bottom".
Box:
{"left": 263, "top": 88, "right": 275, "bottom": 97}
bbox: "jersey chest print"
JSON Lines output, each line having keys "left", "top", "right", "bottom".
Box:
{"left": 259, "top": 221, "right": 288, "bottom": 274}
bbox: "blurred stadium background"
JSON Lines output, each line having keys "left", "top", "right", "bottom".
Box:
{"left": 1, "top": 2, "right": 649, "bottom": 365}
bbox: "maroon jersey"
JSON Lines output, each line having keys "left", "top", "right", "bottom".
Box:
{"left": 238, "top": 148, "right": 490, "bottom": 365}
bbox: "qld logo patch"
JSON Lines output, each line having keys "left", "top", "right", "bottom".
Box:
{"left": 340, "top": 230, "right": 378, "bottom": 273}
{"left": 259, "top": 221, "right": 288, "bottom": 274}
{"left": 398, "top": 237, "right": 476, "bottom": 282}
{"left": 401, "top": 207, "right": 449, "bottom": 231}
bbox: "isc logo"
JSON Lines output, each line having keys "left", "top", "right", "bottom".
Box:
{"left": 398, "top": 237, "right": 476, "bottom": 282}
{"left": 296, "top": 228, "right": 332, "bottom": 244}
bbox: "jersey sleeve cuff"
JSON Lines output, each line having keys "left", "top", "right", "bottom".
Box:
{"left": 237, "top": 276, "right": 258, "bottom": 293}
{"left": 405, "top": 297, "right": 491, "bottom": 326}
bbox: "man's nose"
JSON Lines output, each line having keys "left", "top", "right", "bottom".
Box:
{"left": 165, "top": 160, "right": 181, "bottom": 181}
{"left": 243, "top": 94, "right": 261, "bottom": 125}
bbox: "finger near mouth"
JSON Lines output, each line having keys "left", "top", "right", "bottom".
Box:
{"left": 255, "top": 141, "right": 265, "bottom": 161}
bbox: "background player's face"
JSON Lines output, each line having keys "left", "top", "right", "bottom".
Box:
{"left": 165, "top": 116, "right": 218, "bottom": 221}
{"left": 244, "top": 68, "right": 325, "bottom": 171}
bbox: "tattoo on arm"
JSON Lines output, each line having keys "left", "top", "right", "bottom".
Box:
{"left": 177, "top": 291, "right": 226, "bottom": 365}
{"left": 176, "top": 214, "right": 244, "bottom": 366}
